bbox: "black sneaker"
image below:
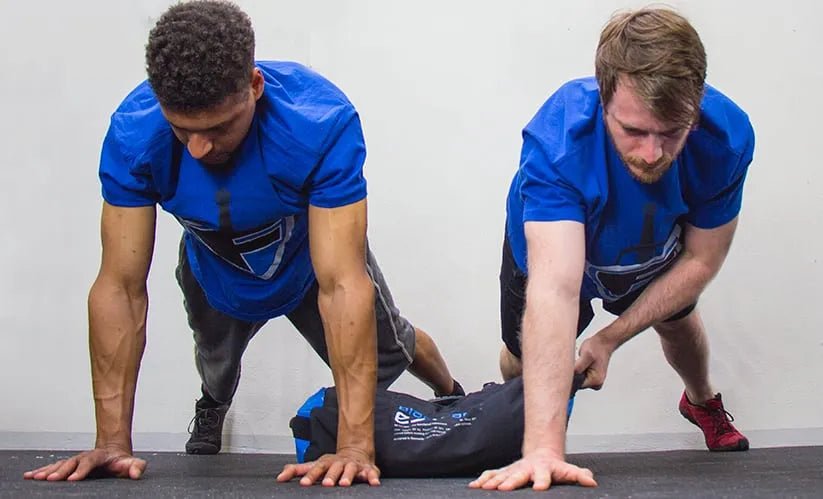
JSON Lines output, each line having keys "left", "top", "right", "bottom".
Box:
{"left": 185, "top": 401, "right": 229, "bottom": 455}
{"left": 448, "top": 379, "right": 466, "bottom": 397}
{"left": 431, "top": 379, "right": 466, "bottom": 402}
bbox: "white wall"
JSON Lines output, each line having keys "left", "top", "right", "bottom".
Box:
{"left": 1, "top": 0, "right": 821, "bottom": 454}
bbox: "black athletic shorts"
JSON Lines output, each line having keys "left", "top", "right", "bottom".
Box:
{"left": 500, "top": 234, "right": 695, "bottom": 358}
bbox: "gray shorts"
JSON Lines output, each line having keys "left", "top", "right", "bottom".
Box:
{"left": 176, "top": 238, "right": 416, "bottom": 405}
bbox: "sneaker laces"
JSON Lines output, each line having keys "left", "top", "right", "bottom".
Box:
{"left": 188, "top": 407, "right": 222, "bottom": 436}
{"left": 707, "top": 405, "right": 736, "bottom": 435}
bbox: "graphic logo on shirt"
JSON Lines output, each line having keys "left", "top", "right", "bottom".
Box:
{"left": 179, "top": 216, "right": 295, "bottom": 280}
{"left": 584, "top": 203, "right": 683, "bottom": 302}
{"left": 176, "top": 188, "right": 296, "bottom": 279}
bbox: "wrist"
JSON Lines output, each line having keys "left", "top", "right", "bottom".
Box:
{"left": 522, "top": 427, "right": 566, "bottom": 458}
{"left": 336, "top": 444, "right": 375, "bottom": 461}
{"left": 336, "top": 426, "right": 375, "bottom": 460}
{"left": 595, "top": 326, "right": 623, "bottom": 353}
{"left": 522, "top": 442, "right": 565, "bottom": 461}
{"left": 95, "top": 427, "right": 132, "bottom": 454}
{"left": 94, "top": 440, "right": 132, "bottom": 454}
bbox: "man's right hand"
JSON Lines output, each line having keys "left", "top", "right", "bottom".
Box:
{"left": 468, "top": 449, "right": 597, "bottom": 491}
{"left": 22, "top": 447, "right": 146, "bottom": 481}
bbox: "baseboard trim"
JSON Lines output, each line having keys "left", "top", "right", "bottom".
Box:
{"left": 567, "top": 427, "right": 823, "bottom": 453}
{"left": 2, "top": 428, "right": 822, "bottom": 454}
{"left": 0, "top": 432, "right": 293, "bottom": 454}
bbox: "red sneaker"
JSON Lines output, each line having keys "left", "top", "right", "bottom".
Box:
{"left": 679, "top": 392, "right": 749, "bottom": 451}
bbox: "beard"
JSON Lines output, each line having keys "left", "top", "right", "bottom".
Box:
{"left": 604, "top": 118, "right": 682, "bottom": 185}
{"left": 621, "top": 153, "right": 674, "bottom": 184}
{"left": 198, "top": 151, "right": 236, "bottom": 171}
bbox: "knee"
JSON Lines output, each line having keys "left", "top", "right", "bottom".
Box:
{"left": 414, "top": 327, "right": 433, "bottom": 348}
{"left": 411, "top": 328, "right": 434, "bottom": 359}
{"left": 654, "top": 320, "right": 679, "bottom": 338}
{"left": 654, "top": 310, "right": 702, "bottom": 342}
{"left": 499, "top": 345, "right": 522, "bottom": 380}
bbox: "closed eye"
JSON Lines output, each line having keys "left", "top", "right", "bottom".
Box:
{"left": 623, "top": 127, "right": 647, "bottom": 137}
{"left": 661, "top": 128, "right": 685, "bottom": 139}
{"left": 172, "top": 121, "right": 231, "bottom": 136}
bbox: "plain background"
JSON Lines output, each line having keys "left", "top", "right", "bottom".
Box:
{"left": 1, "top": 0, "right": 821, "bottom": 454}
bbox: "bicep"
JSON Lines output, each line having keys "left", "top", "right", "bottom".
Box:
{"left": 98, "top": 201, "right": 157, "bottom": 289}
{"left": 308, "top": 199, "right": 368, "bottom": 289}
{"left": 524, "top": 220, "right": 586, "bottom": 300}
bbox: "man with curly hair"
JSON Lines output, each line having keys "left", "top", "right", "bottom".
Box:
{"left": 472, "top": 7, "right": 753, "bottom": 491}
{"left": 24, "top": 0, "right": 461, "bottom": 486}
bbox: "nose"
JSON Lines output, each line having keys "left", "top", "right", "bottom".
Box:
{"left": 639, "top": 134, "right": 663, "bottom": 164}
{"left": 187, "top": 133, "right": 214, "bottom": 160}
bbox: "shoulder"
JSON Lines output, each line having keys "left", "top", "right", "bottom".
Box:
{"left": 255, "top": 61, "right": 358, "bottom": 154}
{"left": 105, "top": 81, "right": 174, "bottom": 166}
{"left": 689, "top": 84, "right": 754, "bottom": 158}
{"left": 523, "top": 77, "right": 602, "bottom": 164}
{"left": 257, "top": 61, "right": 354, "bottom": 110}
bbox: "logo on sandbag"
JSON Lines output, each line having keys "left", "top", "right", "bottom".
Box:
{"left": 394, "top": 406, "right": 427, "bottom": 425}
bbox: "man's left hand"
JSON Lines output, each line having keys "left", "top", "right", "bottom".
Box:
{"left": 574, "top": 333, "right": 617, "bottom": 390}
{"left": 277, "top": 448, "right": 380, "bottom": 487}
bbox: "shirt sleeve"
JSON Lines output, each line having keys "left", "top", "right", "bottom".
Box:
{"left": 307, "top": 111, "right": 368, "bottom": 208}
{"left": 687, "top": 123, "right": 755, "bottom": 229}
{"left": 520, "top": 131, "right": 586, "bottom": 224}
{"left": 98, "top": 122, "right": 159, "bottom": 207}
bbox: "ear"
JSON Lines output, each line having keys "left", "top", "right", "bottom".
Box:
{"left": 251, "top": 68, "right": 265, "bottom": 101}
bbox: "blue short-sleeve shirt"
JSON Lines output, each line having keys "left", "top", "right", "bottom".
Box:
{"left": 99, "top": 61, "right": 367, "bottom": 321}
{"left": 506, "top": 77, "right": 755, "bottom": 303}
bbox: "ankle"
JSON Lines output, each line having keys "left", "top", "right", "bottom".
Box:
{"left": 685, "top": 388, "right": 715, "bottom": 407}
{"left": 197, "top": 392, "right": 228, "bottom": 410}
{"left": 436, "top": 379, "right": 465, "bottom": 397}
{"left": 449, "top": 379, "right": 465, "bottom": 396}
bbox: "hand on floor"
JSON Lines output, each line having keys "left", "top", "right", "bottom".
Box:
{"left": 277, "top": 447, "right": 380, "bottom": 487}
{"left": 469, "top": 449, "right": 596, "bottom": 491}
{"left": 22, "top": 447, "right": 146, "bottom": 481}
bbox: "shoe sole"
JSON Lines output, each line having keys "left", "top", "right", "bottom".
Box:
{"left": 185, "top": 443, "right": 221, "bottom": 455}
{"left": 679, "top": 408, "right": 750, "bottom": 452}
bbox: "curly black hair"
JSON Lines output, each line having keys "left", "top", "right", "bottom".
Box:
{"left": 146, "top": 0, "right": 255, "bottom": 112}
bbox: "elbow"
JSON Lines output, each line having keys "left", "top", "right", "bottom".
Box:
{"left": 88, "top": 274, "right": 149, "bottom": 330}
{"left": 316, "top": 270, "right": 374, "bottom": 305}
{"left": 90, "top": 274, "right": 147, "bottom": 303}
{"left": 521, "top": 272, "right": 581, "bottom": 336}
{"left": 680, "top": 250, "right": 722, "bottom": 286}
{"left": 525, "top": 274, "right": 581, "bottom": 309}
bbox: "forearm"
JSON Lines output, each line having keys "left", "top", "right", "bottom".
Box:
{"left": 521, "top": 292, "right": 578, "bottom": 457}
{"left": 601, "top": 251, "right": 714, "bottom": 347}
{"left": 318, "top": 275, "right": 377, "bottom": 458}
{"left": 87, "top": 278, "right": 148, "bottom": 452}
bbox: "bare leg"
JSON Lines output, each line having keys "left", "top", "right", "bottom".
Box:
{"left": 407, "top": 327, "right": 458, "bottom": 396}
{"left": 654, "top": 307, "right": 715, "bottom": 404}
{"left": 499, "top": 344, "right": 522, "bottom": 380}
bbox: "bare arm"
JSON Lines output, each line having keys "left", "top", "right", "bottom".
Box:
{"left": 521, "top": 220, "right": 586, "bottom": 457}
{"left": 471, "top": 221, "right": 595, "bottom": 491}
{"left": 24, "top": 201, "right": 155, "bottom": 482}
{"left": 278, "top": 198, "right": 380, "bottom": 487}
{"left": 309, "top": 198, "right": 376, "bottom": 460}
{"left": 597, "top": 218, "right": 738, "bottom": 350}
{"left": 89, "top": 201, "right": 156, "bottom": 451}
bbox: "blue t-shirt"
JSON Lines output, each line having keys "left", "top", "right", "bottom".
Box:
{"left": 505, "top": 77, "right": 755, "bottom": 303}
{"left": 99, "top": 61, "right": 367, "bottom": 321}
